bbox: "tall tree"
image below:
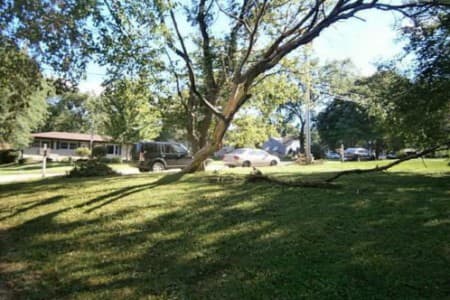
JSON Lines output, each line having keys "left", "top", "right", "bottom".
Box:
{"left": 100, "top": 78, "right": 162, "bottom": 159}
{"left": 356, "top": 69, "right": 449, "bottom": 149}
{"left": 0, "top": 40, "right": 49, "bottom": 148}
{"left": 225, "top": 115, "right": 277, "bottom": 148}
{"left": 42, "top": 92, "right": 93, "bottom": 133}
{"left": 355, "top": 8, "right": 450, "bottom": 149}
{"left": 276, "top": 58, "right": 358, "bottom": 153}
{"left": 316, "top": 99, "right": 379, "bottom": 150}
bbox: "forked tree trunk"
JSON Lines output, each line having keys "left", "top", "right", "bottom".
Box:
{"left": 183, "top": 117, "right": 231, "bottom": 172}
{"left": 183, "top": 83, "right": 247, "bottom": 173}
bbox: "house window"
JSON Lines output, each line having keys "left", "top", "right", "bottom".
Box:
{"left": 69, "top": 143, "right": 78, "bottom": 149}
{"left": 60, "top": 142, "right": 68, "bottom": 149}
{"left": 106, "top": 145, "right": 115, "bottom": 154}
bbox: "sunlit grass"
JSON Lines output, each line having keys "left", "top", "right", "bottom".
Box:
{"left": 0, "top": 159, "right": 449, "bottom": 299}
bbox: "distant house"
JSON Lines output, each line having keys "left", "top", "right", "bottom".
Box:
{"left": 262, "top": 136, "right": 300, "bottom": 157}
{"left": 23, "top": 131, "right": 131, "bottom": 160}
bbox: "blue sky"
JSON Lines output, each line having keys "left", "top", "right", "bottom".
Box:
{"left": 79, "top": 9, "right": 404, "bottom": 95}
{"left": 313, "top": 10, "right": 404, "bottom": 75}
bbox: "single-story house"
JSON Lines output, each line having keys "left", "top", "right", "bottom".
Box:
{"left": 23, "top": 131, "right": 131, "bottom": 160}
{"left": 262, "top": 136, "right": 300, "bottom": 157}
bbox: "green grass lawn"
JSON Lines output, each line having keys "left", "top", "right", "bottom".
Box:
{"left": 0, "top": 162, "right": 74, "bottom": 175}
{"left": 0, "top": 159, "right": 449, "bottom": 299}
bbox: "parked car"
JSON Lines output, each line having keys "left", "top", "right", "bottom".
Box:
{"left": 344, "top": 147, "right": 373, "bottom": 161}
{"left": 386, "top": 152, "right": 397, "bottom": 159}
{"left": 325, "top": 151, "right": 341, "bottom": 160}
{"left": 214, "top": 146, "right": 235, "bottom": 159}
{"left": 223, "top": 148, "right": 280, "bottom": 167}
{"left": 398, "top": 148, "right": 418, "bottom": 157}
{"left": 132, "top": 141, "right": 193, "bottom": 172}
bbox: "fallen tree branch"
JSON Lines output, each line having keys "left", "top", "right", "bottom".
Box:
{"left": 325, "top": 142, "right": 449, "bottom": 183}
{"left": 211, "top": 142, "right": 448, "bottom": 189}
{"left": 246, "top": 172, "right": 337, "bottom": 188}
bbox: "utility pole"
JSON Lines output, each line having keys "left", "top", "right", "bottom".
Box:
{"left": 304, "top": 43, "right": 313, "bottom": 164}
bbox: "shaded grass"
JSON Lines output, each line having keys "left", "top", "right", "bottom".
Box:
{"left": 0, "top": 160, "right": 449, "bottom": 299}
{"left": 0, "top": 162, "right": 73, "bottom": 175}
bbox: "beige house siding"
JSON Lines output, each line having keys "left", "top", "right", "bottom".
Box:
{"left": 23, "top": 132, "right": 133, "bottom": 161}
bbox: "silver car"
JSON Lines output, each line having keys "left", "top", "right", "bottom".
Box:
{"left": 223, "top": 148, "right": 280, "bottom": 167}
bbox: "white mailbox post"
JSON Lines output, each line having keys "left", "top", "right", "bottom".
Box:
{"left": 42, "top": 144, "right": 47, "bottom": 177}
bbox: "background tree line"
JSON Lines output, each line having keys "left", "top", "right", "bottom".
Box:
{"left": 0, "top": 1, "right": 448, "bottom": 166}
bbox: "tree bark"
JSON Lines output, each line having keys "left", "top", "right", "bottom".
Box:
{"left": 183, "top": 117, "right": 231, "bottom": 173}
{"left": 299, "top": 121, "right": 306, "bottom": 154}
{"left": 183, "top": 83, "right": 247, "bottom": 173}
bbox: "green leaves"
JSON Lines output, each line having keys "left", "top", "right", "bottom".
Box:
{"left": 100, "top": 78, "right": 162, "bottom": 144}
{"left": 0, "top": 43, "right": 49, "bottom": 148}
{"left": 225, "top": 115, "right": 277, "bottom": 148}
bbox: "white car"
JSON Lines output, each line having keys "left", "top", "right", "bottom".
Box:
{"left": 223, "top": 148, "right": 280, "bottom": 167}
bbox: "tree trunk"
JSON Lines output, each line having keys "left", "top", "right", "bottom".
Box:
{"left": 183, "top": 83, "right": 247, "bottom": 173}
{"left": 299, "top": 121, "right": 305, "bottom": 154}
{"left": 183, "top": 117, "right": 231, "bottom": 173}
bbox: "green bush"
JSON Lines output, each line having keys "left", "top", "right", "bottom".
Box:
{"left": 18, "top": 157, "right": 33, "bottom": 165}
{"left": 99, "top": 157, "right": 122, "bottom": 164}
{"left": 67, "top": 160, "right": 118, "bottom": 178}
{"left": 92, "top": 146, "right": 107, "bottom": 158}
{"left": 0, "top": 149, "right": 20, "bottom": 164}
{"left": 75, "top": 147, "right": 91, "bottom": 157}
{"left": 311, "top": 143, "right": 325, "bottom": 159}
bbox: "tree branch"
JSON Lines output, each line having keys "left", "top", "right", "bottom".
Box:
{"left": 169, "top": 9, "right": 225, "bottom": 121}
{"left": 325, "top": 142, "right": 450, "bottom": 182}
{"left": 197, "top": 0, "right": 217, "bottom": 89}
{"left": 236, "top": 0, "right": 268, "bottom": 77}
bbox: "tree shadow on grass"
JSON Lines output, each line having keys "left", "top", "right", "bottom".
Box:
{"left": 1, "top": 171, "right": 449, "bottom": 299}
{"left": 0, "top": 195, "right": 65, "bottom": 221}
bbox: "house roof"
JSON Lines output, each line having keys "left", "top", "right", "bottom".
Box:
{"left": 269, "top": 136, "right": 298, "bottom": 145}
{"left": 31, "top": 131, "right": 111, "bottom": 142}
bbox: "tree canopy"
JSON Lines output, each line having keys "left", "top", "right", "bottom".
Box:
{"left": 0, "top": 41, "right": 49, "bottom": 148}
{"left": 100, "top": 78, "right": 162, "bottom": 146}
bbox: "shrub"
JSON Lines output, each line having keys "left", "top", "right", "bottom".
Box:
{"left": 18, "top": 157, "right": 33, "bottom": 165}
{"left": 67, "top": 160, "right": 118, "bottom": 178}
{"left": 311, "top": 143, "right": 325, "bottom": 159}
{"left": 0, "top": 150, "right": 20, "bottom": 164}
{"left": 92, "top": 146, "right": 107, "bottom": 158}
{"left": 99, "top": 157, "right": 122, "bottom": 164}
{"left": 75, "top": 147, "right": 91, "bottom": 158}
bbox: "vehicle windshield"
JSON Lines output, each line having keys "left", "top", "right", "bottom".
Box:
{"left": 172, "top": 143, "right": 188, "bottom": 153}
{"left": 233, "top": 149, "right": 248, "bottom": 154}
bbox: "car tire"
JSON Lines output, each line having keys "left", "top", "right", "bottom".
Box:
{"left": 242, "top": 161, "right": 251, "bottom": 167}
{"left": 270, "top": 160, "right": 278, "bottom": 166}
{"left": 151, "top": 161, "right": 165, "bottom": 172}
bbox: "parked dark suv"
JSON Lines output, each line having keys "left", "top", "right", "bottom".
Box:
{"left": 132, "top": 141, "right": 192, "bottom": 172}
